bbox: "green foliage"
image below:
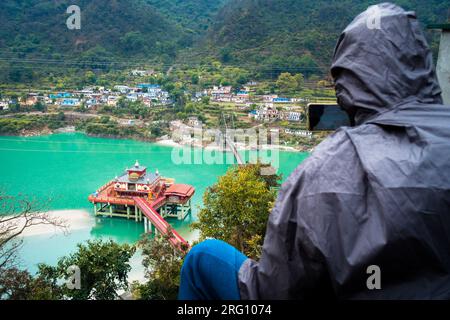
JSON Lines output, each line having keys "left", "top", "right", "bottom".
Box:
{"left": 33, "top": 101, "right": 47, "bottom": 112}
{"left": 0, "top": 267, "right": 62, "bottom": 300}
{"left": 115, "top": 98, "right": 151, "bottom": 119}
{"left": 38, "top": 239, "right": 136, "bottom": 300}
{"left": 203, "top": 0, "right": 446, "bottom": 77}
{"left": 276, "top": 72, "right": 304, "bottom": 94}
{"left": 0, "top": 0, "right": 445, "bottom": 85}
{"left": 76, "top": 116, "right": 148, "bottom": 139}
{"left": 149, "top": 121, "right": 169, "bottom": 139}
{"left": 0, "top": 116, "right": 46, "bottom": 134}
{"left": 132, "top": 229, "right": 188, "bottom": 300}
{"left": 192, "top": 163, "right": 281, "bottom": 258}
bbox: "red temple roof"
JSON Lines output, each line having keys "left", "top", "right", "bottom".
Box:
{"left": 166, "top": 184, "right": 195, "bottom": 197}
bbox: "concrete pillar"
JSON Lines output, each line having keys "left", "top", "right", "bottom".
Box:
{"left": 135, "top": 206, "right": 138, "bottom": 222}
{"left": 94, "top": 203, "right": 97, "bottom": 216}
{"left": 144, "top": 217, "right": 148, "bottom": 233}
{"left": 109, "top": 204, "right": 113, "bottom": 217}
{"left": 127, "top": 206, "right": 130, "bottom": 219}
{"left": 178, "top": 205, "right": 184, "bottom": 221}
{"left": 437, "top": 30, "right": 450, "bottom": 105}
{"left": 429, "top": 24, "right": 450, "bottom": 105}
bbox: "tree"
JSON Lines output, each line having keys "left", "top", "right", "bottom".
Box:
{"left": 0, "top": 267, "right": 63, "bottom": 300}
{"left": 220, "top": 47, "right": 233, "bottom": 63}
{"left": 192, "top": 163, "right": 281, "bottom": 259}
{"left": 201, "top": 96, "right": 210, "bottom": 105}
{"left": 294, "top": 73, "right": 305, "bottom": 91}
{"left": 39, "top": 239, "right": 136, "bottom": 300}
{"left": 84, "top": 71, "right": 97, "bottom": 85}
{"left": 0, "top": 191, "right": 67, "bottom": 270}
{"left": 191, "top": 74, "right": 199, "bottom": 85}
{"left": 276, "top": 72, "right": 298, "bottom": 93}
{"left": 33, "top": 101, "right": 47, "bottom": 113}
{"left": 132, "top": 229, "right": 188, "bottom": 300}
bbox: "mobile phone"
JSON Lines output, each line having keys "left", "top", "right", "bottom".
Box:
{"left": 307, "top": 103, "right": 351, "bottom": 131}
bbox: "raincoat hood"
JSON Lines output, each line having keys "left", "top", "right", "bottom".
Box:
{"left": 331, "top": 3, "right": 442, "bottom": 124}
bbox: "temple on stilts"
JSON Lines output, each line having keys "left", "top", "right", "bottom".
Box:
{"left": 88, "top": 161, "right": 194, "bottom": 250}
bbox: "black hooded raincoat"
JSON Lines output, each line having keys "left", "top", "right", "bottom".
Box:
{"left": 238, "top": 3, "right": 450, "bottom": 299}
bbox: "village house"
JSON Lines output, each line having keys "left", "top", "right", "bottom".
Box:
{"left": 285, "top": 128, "right": 312, "bottom": 138}
{"left": 246, "top": 81, "right": 259, "bottom": 87}
{"left": 249, "top": 104, "right": 280, "bottom": 122}
{"left": 261, "top": 95, "right": 277, "bottom": 103}
{"left": 273, "top": 97, "right": 291, "bottom": 103}
{"left": 60, "top": 98, "right": 81, "bottom": 107}
{"left": 0, "top": 100, "right": 9, "bottom": 111}
{"left": 192, "top": 90, "right": 208, "bottom": 102}
{"left": 85, "top": 99, "right": 99, "bottom": 108}
{"left": 210, "top": 86, "right": 233, "bottom": 102}
{"left": 187, "top": 116, "right": 202, "bottom": 127}
{"left": 49, "top": 92, "right": 72, "bottom": 100}
{"left": 130, "top": 69, "right": 154, "bottom": 77}
{"left": 291, "top": 97, "right": 308, "bottom": 103}
{"left": 232, "top": 90, "right": 250, "bottom": 103}
{"left": 114, "top": 85, "right": 130, "bottom": 94}
{"left": 280, "top": 111, "right": 303, "bottom": 122}
{"left": 126, "top": 93, "right": 139, "bottom": 102}
{"left": 107, "top": 95, "right": 119, "bottom": 107}
{"left": 135, "top": 84, "right": 171, "bottom": 105}
{"left": 22, "top": 93, "right": 43, "bottom": 106}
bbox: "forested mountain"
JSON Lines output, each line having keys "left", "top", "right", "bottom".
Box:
{"left": 0, "top": 0, "right": 448, "bottom": 83}
{"left": 145, "top": 0, "right": 228, "bottom": 34}
{"left": 0, "top": 0, "right": 183, "bottom": 61}
{"left": 200, "top": 0, "right": 449, "bottom": 77}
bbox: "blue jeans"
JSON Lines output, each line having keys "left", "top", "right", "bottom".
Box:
{"left": 178, "top": 239, "right": 248, "bottom": 300}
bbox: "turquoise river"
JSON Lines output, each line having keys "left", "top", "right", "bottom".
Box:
{"left": 0, "top": 132, "right": 309, "bottom": 276}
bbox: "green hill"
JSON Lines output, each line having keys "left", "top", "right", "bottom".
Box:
{"left": 200, "top": 0, "right": 448, "bottom": 77}
{"left": 0, "top": 0, "right": 185, "bottom": 58}
{"left": 145, "top": 0, "right": 228, "bottom": 35}
{"left": 0, "top": 0, "right": 447, "bottom": 84}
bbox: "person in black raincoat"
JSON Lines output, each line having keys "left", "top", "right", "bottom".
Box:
{"left": 179, "top": 3, "right": 450, "bottom": 300}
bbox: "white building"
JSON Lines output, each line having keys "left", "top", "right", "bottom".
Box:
{"left": 285, "top": 129, "right": 312, "bottom": 138}
{"left": 0, "top": 100, "right": 9, "bottom": 110}
{"left": 187, "top": 116, "right": 202, "bottom": 127}
{"left": 114, "top": 85, "right": 130, "bottom": 94}
{"left": 286, "top": 112, "right": 302, "bottom": 122}
{"left": 107, "top": 95, "right": 119, "bottom": 106}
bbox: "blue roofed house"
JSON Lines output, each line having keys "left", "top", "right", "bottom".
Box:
{"left": 273, "top": 97, "right": 291, "bottom": 103}
{"left": 60, "top": 98, "right": 81, "bottom": 107}
{"left": 137, "top": 84, "right": 161, "bottom": 90}
{"left": 233, "top": 90, "right": 250, "bottom": 103}
{"left": 49, "top": 92, "right": 72, "bottom": 100}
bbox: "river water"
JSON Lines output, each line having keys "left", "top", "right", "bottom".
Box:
{"left": 0, "top": 132, "right": 309, "bottom": 274}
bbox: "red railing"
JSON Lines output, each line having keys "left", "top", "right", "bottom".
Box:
{"left": 133, "top": 197, "right": 189, "bottom": 251}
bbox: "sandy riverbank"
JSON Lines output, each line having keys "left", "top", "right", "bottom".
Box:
{"left": 18, "top": 209, "right": 95, "bottom": 237}
{"left": 156, "top": 137, "right": 301, "bottom": 153}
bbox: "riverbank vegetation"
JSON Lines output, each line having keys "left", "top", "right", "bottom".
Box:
{"left": 75, "top": 116, "right": 150, "bottom": 140}
{"left": 0, "top": 113, "right": 67, "bottom": 136}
